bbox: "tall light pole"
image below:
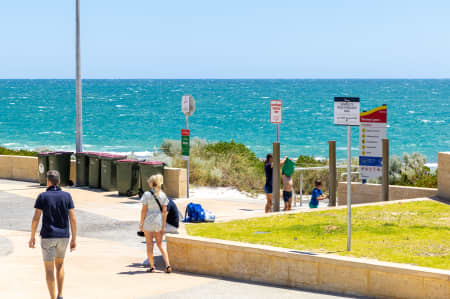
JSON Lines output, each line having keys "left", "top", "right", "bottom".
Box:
{"left": 75, "top": 0, "right": 83, "bottom": 153}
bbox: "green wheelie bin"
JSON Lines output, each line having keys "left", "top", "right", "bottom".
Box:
{"left": 48, "top": 151, "right": 73, "bottom": 186}
{"left": 116, "top": 159, "right": 140, "bottom": 196}
{"left": 138, "top": 161, "right": 164, "bottom": 197}
{"left": 99, "top": 154, "right": 127, "bottom": 191}
{"left": 88, "top": 152, "right": 102, "bottom": 188}
{"left": 75, "top": 152, "right": 90, "bottom": 187}
{"left": 37, "top": 152, "right": 52, "bottom": 186}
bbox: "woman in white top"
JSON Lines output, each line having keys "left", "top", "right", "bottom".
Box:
{"left": 139, "top": 174, "right": 172, "bottom": 273}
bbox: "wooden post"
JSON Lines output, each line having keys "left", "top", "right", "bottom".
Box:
{"left": 272, "top": 142, "right": 281, "bottom": 212}
{"left": 382, "top": 139, "right": 389, "bottom": 201}
{"left": 328, "top": 140, "right": 337, "bottom": 206}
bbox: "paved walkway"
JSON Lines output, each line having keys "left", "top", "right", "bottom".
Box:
{"left": 0, "top": 179, "right": 360, "bottom": 299}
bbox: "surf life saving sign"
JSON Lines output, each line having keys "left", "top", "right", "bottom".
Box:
{"left": 359, "top": 105, "right": 387, "bottom": 179}
{"left": 270, "top": 100, "right": 282, "bottom": 124}
{"left": 181, "top": 129, "right": 190, "bottom": 160}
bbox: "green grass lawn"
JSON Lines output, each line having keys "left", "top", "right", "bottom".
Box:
{"left": 186, "top": 200, "right": 450, "bottom": 270}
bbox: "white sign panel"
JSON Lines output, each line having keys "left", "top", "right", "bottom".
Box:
{"left": 359, "top": 123, "right": 386, "bottom": 157}
{"left": 334, "top": 97, "right": 360, "bottom": 126}
{"left": 270, "top": 100, "right": 282, "bottom": 124}
{"left": 181, "top": 95, "right": 190, "bottom": 113}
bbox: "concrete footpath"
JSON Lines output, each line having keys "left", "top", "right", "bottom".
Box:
{"left": 0, "top": 179, "right": 358, "bottom": 299}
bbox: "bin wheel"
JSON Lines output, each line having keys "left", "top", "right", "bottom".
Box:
{"left": 126, "top": 191, "right": 134, "bottom": 197}
{"left": 138, "top": 189, "right": 144, "bottom": 198}
{"left": 68, "top": 180, "right": 74, "bottom": 187}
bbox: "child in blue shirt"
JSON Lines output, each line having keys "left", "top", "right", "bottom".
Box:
{"left": 309, "top": 180, "right": 327, "bottom": 208}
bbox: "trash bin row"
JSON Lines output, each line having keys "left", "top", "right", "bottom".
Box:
{"left": 38, "top": 152, "right": 164, "bottom": 196}
{"left": 38, "top": 151, "right": 73, "bottom": 186}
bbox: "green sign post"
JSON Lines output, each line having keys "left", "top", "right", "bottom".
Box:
{"left": 181, "top": 129, "right": 190, "bottom": 160}
{"left": 181, "top": 94, "right": 196, "bottom": 198}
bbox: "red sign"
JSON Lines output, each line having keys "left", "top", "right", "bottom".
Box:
{"left": 181, "top": 129, "right": 190, "bottom": 136}
{"left": 360, "top": 105, "right": 387, "bottom": 123}
{"left": 270, "top": 100, "right": 282, "bottom": 124}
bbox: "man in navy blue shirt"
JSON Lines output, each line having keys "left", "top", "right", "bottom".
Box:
{"left": 29, "top": 170, "right": 77, "bottom": 299}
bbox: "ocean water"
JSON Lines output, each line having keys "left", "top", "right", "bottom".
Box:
{"left": 0, "top": 79, "right": 448, "bottom": 162}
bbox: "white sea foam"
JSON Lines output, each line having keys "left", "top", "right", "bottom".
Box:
{"left": 420, "top": 119, "right": 431, "bottom": 123}
{"left": 38, "top": 131, "right": 63, "bottom": 135}
{"left": 435, "top": 120, "right": 445, "bottom": 123}
{"left": 408, "top": 110, "right": 415, "bottom": 114}
{"left": 103, "top": 145, "right": 129, "bottom": 149}
{"left": 115, "top": 105, "right": 126, "bottom": 108}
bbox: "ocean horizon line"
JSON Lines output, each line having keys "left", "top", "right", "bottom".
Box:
{"left": 1, "top": 78, "right": 450, "bottom": 81}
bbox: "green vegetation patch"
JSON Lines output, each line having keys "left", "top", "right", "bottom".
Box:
{"left": 187, "top": 200, "right": 450, "bottom": 269}
{"left": 0, "top": 146, "right": 37, "bottom": 157}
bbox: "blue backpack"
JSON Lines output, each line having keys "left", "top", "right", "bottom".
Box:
{"left": 184, "top": 203, "right": 205, "bottom": 223}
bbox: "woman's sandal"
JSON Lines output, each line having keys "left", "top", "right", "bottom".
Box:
{"left": 147, "top": 267, "right": 155, "bottom": 273}
{"left": 165, "top": 266, "right": 172, "bottom": 273}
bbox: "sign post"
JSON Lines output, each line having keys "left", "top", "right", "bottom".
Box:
{"left": 270, "top": 100, "right": 282, "bottom": 212}
{"left": 334, "top": 97, "right": 360, "bottom": 251}
{"left": 359, "top": 105, "right": 387, "bottom": 180}
{"left": 181, "top": 95, "right": 195, "bottom": 198}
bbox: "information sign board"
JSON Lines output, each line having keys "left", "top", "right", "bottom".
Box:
{"left": 181, "top": 129, "right": 190, "bottom": 160}
{"left": 334, "top": 97, "right": 360, "bottom": 126}
{"left": 359, "top": 105, "right": 387, "bottom": 179}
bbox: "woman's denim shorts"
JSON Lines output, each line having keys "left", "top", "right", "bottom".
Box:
{"left": 264, "top": 184, "right": 273, "bottom": 194}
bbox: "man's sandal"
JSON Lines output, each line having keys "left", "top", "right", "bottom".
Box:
{"left": 147, "top": 267, "right": 155, "bottom": 273}
{"left": 166, "top": 266, "right": 172, "bottom": 273}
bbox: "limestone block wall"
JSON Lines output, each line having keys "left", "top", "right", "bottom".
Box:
{"left": 164, "top": 167, "right": 187, "bottom": 198}
{"left": 438, "top": 152, "right": 450, "bottom": 200}
{"left": 167, "top": 235, "right": 449, "bottom": 299}
{"left": 337, "top": 182, "right": 437, "bottom": 205}
{"left": 0, "top": 155, "right": 39, "bottom": 182}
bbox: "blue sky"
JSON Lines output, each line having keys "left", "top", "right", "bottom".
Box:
{"left": 1, "top": 0, "right": 449, "bottom": 79}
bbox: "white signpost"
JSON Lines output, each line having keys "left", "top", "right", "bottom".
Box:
{"left": 359, "top": 105, "right": 387, "bottom": 180}
{"left": 334, "top": 97, "right": 360, "bottom": 251}
{"left": 270, "top": 100, "right": 282, "bottom": 142}
{"left": 181, "top": 95, "right": 196, "bottom": 198}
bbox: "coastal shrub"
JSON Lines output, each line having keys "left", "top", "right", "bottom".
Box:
{"left": 160, "top": 139, "right": 181, "bottom": 156}
{"left": 388, "top": 153, "right": 437, "bottom": 188}
{"left": 295, "top": 155, "right": 327, "bottom": 167}
{"left": 0, "top": 146, "right": 37, "bottom": 157}
{"left": 169, "top": 140, "right": 265, "bottom": 193}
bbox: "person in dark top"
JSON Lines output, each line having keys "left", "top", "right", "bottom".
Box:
{"left": 29, "top": 170, "right": 77, "bottom": 299}
{"left": 264, "top": 154, "right": 287, "bottom": 213}
{"left": 310, "top": 179, "right": 327, "bottom": 208}
{"left": 264, "top": 154, "right": 273, "bottom": 213}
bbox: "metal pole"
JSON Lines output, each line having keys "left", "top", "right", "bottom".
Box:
{"left": 382, "top": 139, "right": 389, "bottom": 201}
{"left": 328, "top": 140, "right": 337, "bottom": 206}
{"left": 276, "top": 124, "right": 279, "bottom": 143}
{"left": 75, "top": 0, "right": 83, "bottom": 153}
{"left": 347, "top": 126, "right": 352, "bottom": 251}
{"left": 272, "top": 142, "right": 281, "bottom": 212}
{"left": 186, "top": 116, "right": 189, "bottom": 198}
{"left": 299, "top": 171, "right": 303, "bottom": 207}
